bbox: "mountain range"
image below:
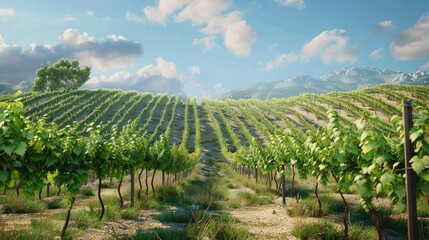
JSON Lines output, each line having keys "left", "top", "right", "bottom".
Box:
{"left": 221, "top": 67, "right": 429, "bottom": 100}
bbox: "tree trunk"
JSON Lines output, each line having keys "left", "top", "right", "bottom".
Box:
{"left": 145, "top": 169, "right": 149, "bottom": 196}
{"left": 16, "top": 182, "right": 20, "bottom": 197}
{"left": 57, "top": 186, "right": 62, "bottom": 196}
{"left": 255, "top": 167, "right": 258, "bottom": 183}
{"left": 61, "top": 196, "right": 75, "bottom": 238}
{"left": 118, "top": 169, "right": 125, "bottom": 208}
{"left": 130, "top": 168, "right": 135, "bottom": 207}
{"left": 151, "top": 168, "right": 157, "bottom": 195}
{"left": 370, "top": 207, "right": 382, "bottom": 240}
{"left": 315, "top": 181, "right": 322, "bottom": 217}
{"left": 38, "top": 188, "right": 43, "bottom": 200}
{"left": 333, "top": 174, "right": 349, "bottom": 240}
{"left": 98, "top": 176, "right": 105, "bottom": 221}
{"left": 138, "top": 168, "right": 144, "bottom": 201}
{"left": 162, "top": 171, "right": 165, "bottom": 186}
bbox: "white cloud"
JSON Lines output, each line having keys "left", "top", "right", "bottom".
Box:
{"left": 420, "top": 61, "right": 429, "bottom": 70}
{"left": 391, "top": 12, "right": 429, "bottom": 60}
{"left": 0, "top": 29, "right": 142, "bottom": 85}
{"left": 262, "top": 29, "right": 357, "bottom": 71}
{"left": 214, "top": 83, "right": 223, "bottom": 90}
{"left": 126, "top": 11, "right": 144, "bottom": 23}
{"left": 0, "top": 8, "right": 15, "bottom": 17}
{"left": 86, "top": 57, "right": 184, "bottom": 95}
{"left": 262, "top": 53, "right": 299, "bottom": 71}
{"left": 63, "top": 15, "right": 78, "bottom": 22}
{"left": 144, "top": 0, "right": 190, "bottom": 24}
{"left": 369, "top": 48, "right": 383, "bottom": 61}
{"left": 143, "top": 0, "right": 256, "bottom": 57}
{"left": 201, "top": 11, "right": 257, "bottom": 57}
{"left": 176, "top": 0, "right": 230, "bottom": 24}
{"left": 60, "top": 28, "right": 95, "bottom": 44}
{"left": 301, "top": 29, "right": 357, "bottom": 64}
{"left": 375, "top": 20, "right": 395, "bottom": 33}
{"left": 276, "top": 0, "right": 305, "bottom": 10}
{"left": 192, "top": 36, "right": 217, "bottom": 51}
{"left": 188, "top": 66, "right": 201, "bottom": 76}
{"left": 86, "top": 9, "right": 94, "bottom": 17}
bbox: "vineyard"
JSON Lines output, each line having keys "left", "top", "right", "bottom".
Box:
{"left": 1, "top": 84, "right": 429, "bottom": 239}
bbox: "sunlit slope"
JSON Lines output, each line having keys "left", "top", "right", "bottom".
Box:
{"left": 1, "top": 84, "right": 428, "bottom": 150}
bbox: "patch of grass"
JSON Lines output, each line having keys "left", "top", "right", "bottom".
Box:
{"left": 155, "top": 184, "right": 184, "bottom": 204}
{"left": 287, "top": 198, "right": 320, "bottom": 217}
{"left": 121, "top": 207, "right": 141, "bottom": 220}
{"left": 418, "top": 196, "right": 429, "bottom": 217}
{"left": 291, "top": 220, "right": 343, "bottom": 240}
{"left": 0, "top": 219, "right": 61, "bottom": 240}
{"left": 236, "top": 191, "right": 273, "bottom": 206}
{"left": 46, "top": 198, "right": 66, "bottom": 209}
{"left": 1, "top": 194, "right": 47, "bottom": 214}
{"left": 69, "top": 209, "right": 101, "bottom": 230}
{"left": 154, "top": 211, "right": 192, "bottom": 223}
{"left": 128, "top": 228, "right": 187, "bottom": 240}
{"left": 187, "top": 211, "right": 248, "bottom": 240}
{"left": 80, "top": 186, "right": 94, "bottom": 197}
{"left": 349, "top": 224, "right": 378, "bottom": 240}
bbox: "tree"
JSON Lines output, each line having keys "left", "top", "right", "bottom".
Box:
{"left": 33, "top": 58, "right": 91, "bottom": 92}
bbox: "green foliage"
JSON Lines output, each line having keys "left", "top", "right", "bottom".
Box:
{"left": 32, "top": 58, "right": 91, "bottom": 92}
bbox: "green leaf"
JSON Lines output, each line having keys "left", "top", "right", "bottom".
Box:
{"left": 15, "top": 141, "right": 27, "bottom": 157}
{"left": 411, "top": 156, "right": 426, "bottom": 175}
{"left": 0, "top": 171, "right": 8, "bottom": 183}
{"left": 1, "top": 145, "right": 14, "bottom": 156}
{"left": 380, "top": 173, "right": 395, "bottom": 185}
{"left": 376, "top": 183, "right": 382, "bottom": 194}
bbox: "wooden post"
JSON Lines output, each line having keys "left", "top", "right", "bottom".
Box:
{"left": 403, "top": 99, "right": 417, "bottom": 240}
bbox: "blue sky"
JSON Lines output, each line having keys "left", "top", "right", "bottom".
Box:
{"left": 0, "top": 0, "right": 428, "bottom": 99}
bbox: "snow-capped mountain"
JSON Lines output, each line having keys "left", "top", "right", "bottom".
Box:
{"left": 221, "top": 67, "right": 429, "bottom": 100}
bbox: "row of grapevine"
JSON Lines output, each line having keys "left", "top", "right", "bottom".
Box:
{"left": 232, "top": 103, "right": 429, "bottom": 239}
{"left": 0, "top": 101, "right": 197, "bottom": 238}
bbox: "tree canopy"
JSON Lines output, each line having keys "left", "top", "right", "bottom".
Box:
{"left": 32, "top": 58, "right": 91, "bottom": 92}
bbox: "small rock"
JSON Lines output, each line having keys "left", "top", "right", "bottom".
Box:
{"left": 272, "top": 210, "right": 276, "bottom": 214}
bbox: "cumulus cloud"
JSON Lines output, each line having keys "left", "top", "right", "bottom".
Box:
{"left": 201, "top": 11, "right": 257, "bottom": 57}
{"left": 369, "top": 48, "right": 384, "bottom": 61}
{"left": 276, "top": 0, "right": 305, "bottom": 10}
{"left": 262, "top": 53, "right": 298, "bottom": 71}
{"left": 301, "top": 29, "right": 357, "bottom": 64}
{"left": 144, "top": 0, "right": 190, "bottom": 24}
{"left": 262, "top": 29, "right": 357, "bottom": 71}
{"left": 391, "top": 12, "right": 429, "bottom": 60}
{"left": 0, "top": 29, "right": 142, "bottom": 85}
{"left": 126, "top": 11, "right": 144, "bottom": 23}
{"left": 192, "top": 36, "right": 217, "bottom": 51}
{"left": 213, "top": 83, "right": 223, "bottom": 90}
{"left": 144, "top": 0, "right": 256, "bottom": 57}
{"left": 0, "top": 8, "right": 14, "bottom": 17}
{"left": 188, "top": 66, "right": 201, "bottom": 76}
{"left": 375, "top": 20, "right": 395, "bottom": 33}
{"left": 86, "top": 57, "right": 184, "bottom": 94}
{"left": 175, "top": 0, "right": 230, "bottom": 24}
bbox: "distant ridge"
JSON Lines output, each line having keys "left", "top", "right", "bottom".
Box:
{"left": 221, "top": 67, "right": 429, "bottom": 100}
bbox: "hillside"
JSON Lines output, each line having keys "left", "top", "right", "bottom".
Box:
{"left": 221, "top": 67, "right": 429, "bottom": 100}
{"left": 1, "top": 84, "right": 428, "bottom": 151}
